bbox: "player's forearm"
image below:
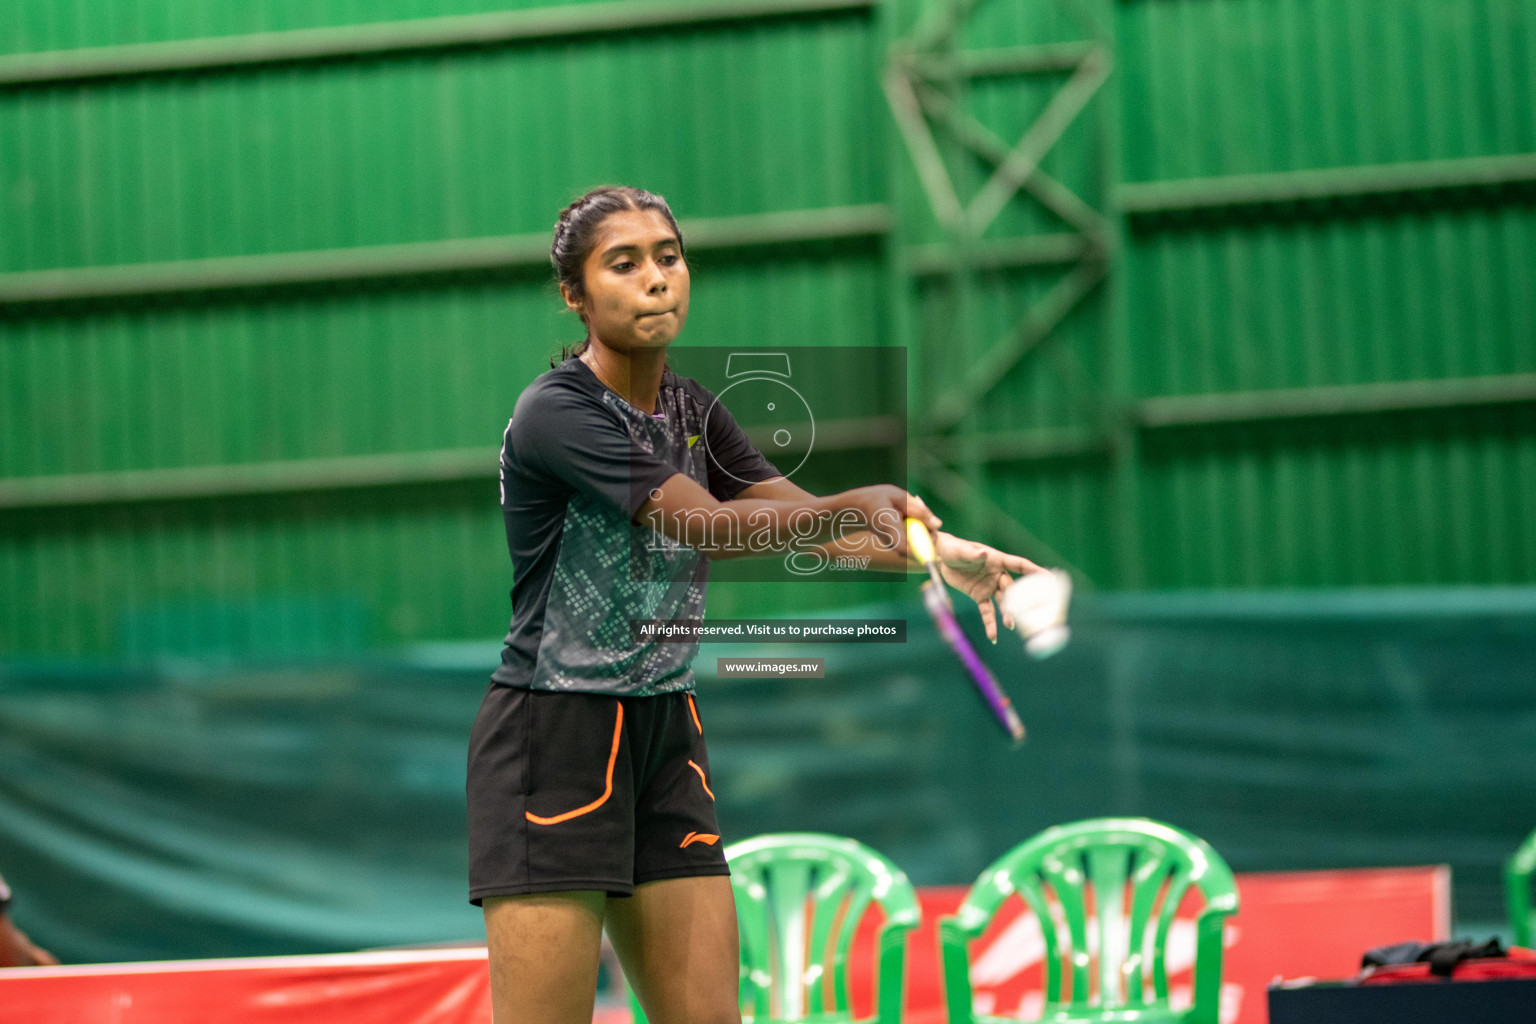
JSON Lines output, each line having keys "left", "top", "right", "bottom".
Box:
{"left": 641, "top": 475, "right": 929, "bottom": 559}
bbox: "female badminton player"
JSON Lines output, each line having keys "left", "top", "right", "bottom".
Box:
{"left": 467, "top": 185, "right": 1038, "bottom": 1024}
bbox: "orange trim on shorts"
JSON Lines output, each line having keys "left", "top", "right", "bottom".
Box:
{"left": 687, "top": 759, "right": 715, "bottom": 800}
{"left": 686, "top": 693, "right": 703, "bottom": 734}
{"left": 525, "top": 703, "right": 624, "bottom": 826}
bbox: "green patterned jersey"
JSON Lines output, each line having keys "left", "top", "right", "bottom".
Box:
{"left": 492, "top": 356, "right": 779, "bottom": 695}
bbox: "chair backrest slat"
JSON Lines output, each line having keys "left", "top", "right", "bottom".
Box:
{"left": 1087, "top": 845, "right": 1132, "bottom": 1006}
{"left": 802, "top": 864, "right": 854, "bottom": 1012}
{"left": 1015, "top": 883, "right": 1062, "bottom": 1003}
{"left": 1151, "top": 866, "right": 1195, "bottom": 1002}
{"left": 1123, "top": 847, "right": 1172, "bottom": 1005}
{"left": 828, "top": 877, "right": 876, "bottom": 1012}
{"left": 764, "top": 859, "right": 813, "bottom": 1019}
{"left": 1039, "top": 852, "right": 1092, "bottom": 1003}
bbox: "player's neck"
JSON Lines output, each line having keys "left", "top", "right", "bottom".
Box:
{"left": 580, "top": 343, "right": 665, "bottom": 415}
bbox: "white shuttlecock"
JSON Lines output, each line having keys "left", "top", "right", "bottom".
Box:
{"left": 999, "top": 569, "right": 1073, "bottom": 659}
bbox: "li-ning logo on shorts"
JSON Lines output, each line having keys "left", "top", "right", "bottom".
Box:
{"left": 680, "top": 831, "right": 720, "bottom": 848}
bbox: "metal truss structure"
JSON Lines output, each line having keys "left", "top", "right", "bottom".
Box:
{"left": 884, "top": 0, "right": 1116, "bottom": 580}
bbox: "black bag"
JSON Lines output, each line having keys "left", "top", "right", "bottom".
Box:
{"left": 1362, "top": 938, "right": 1507, "bottom": 977}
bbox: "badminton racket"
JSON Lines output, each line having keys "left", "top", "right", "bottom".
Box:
{"left": 905, "top": 518, "right": 1027, "bottom": 746}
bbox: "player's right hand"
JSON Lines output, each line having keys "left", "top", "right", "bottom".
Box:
{"left": 835, "top": 485, "right": 940, "bottom": 555}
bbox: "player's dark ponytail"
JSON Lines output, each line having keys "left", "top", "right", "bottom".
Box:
{"left": 550, "top": 186, "right": 686, "bottom": 366}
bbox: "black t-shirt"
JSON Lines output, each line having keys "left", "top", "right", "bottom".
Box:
{"left": 492, "top": 356, "right": 780, "bottom": 695}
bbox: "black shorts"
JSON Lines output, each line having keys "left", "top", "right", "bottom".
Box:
{"left": 467, "top": 685, "right": 729, "bottom": 904}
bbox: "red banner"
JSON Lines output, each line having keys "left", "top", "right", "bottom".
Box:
{"left": 0, "top": 867, "right": 1446, "bottom": 1024}
{"left": 0, "top": 948, "right": 493, "bottom": 1024}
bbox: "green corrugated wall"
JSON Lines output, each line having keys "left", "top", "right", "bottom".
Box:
{"left": 0, "top": 0, "right": 899, "bottom": 655}
{"left": 1118, "top": 0, "right": 1536, "bottom": 589}
{"left": 3, "top": 0, "right": 1534, "bottom": 656}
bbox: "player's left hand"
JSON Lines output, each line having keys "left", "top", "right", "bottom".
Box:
{"left": 933, "top": 532, "right": 1041, "bottom": 643}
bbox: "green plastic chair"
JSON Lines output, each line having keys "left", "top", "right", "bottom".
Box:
{"left": 630, "top": 832, "right": 921, "bottom": 1024}
{"left": 939, "top": 818, "right": 1239, "bottom": 1024}
{"left": 1506, "top": 826, "right": 1536, "bottom": 947}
